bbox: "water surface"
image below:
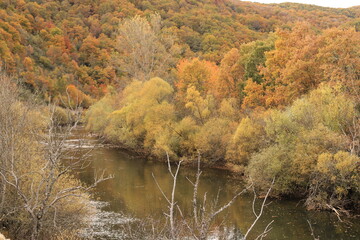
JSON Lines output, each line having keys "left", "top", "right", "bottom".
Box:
{"left": 67, "top": 129, "right": 360, "bottom": 239}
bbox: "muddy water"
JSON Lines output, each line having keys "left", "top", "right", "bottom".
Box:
{"left": 66, "top": 129, "right": 360, "bottom": 239}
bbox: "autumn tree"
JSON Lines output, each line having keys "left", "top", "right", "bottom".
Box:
{"left": 309, "top": 151, "right": 360, "bottom": 211}
{"left": 175, "top": 58, "right": 219, "bottom": 100}
{"left": 242, "top": 79, "right": 266, "bottom": 110}
{"left": 184, "top": 86, "right": 216, "bottom": 125}
{"left": 0, "top": 74, "right": 109, "bottom": 239}
{"left": 217, "top": 48, "right": 244, "bottom": 100}
{"left": 246, "top": 85, "right": 360, "bottom": 210}
{"left": 226, "top": 116, "right": 265, "bottom": 167}
{"left": 116, "top": 14, "right": 178, "bottom": 82}
{"left": 261, "top": 23, "right": 322, "bottom": 107}
{"left": 316, "top": 27, "right": 360, "bottom": 98}
{"left": 100, "top": 77, "right": 178, "bottom": 157}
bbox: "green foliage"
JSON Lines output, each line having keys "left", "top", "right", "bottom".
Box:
{"left": 246, "top": 85, "right": 359, "bottom": 208}
{"left": 309, "top": 151, "right": 360, "bottom": 209}
{"left": 226, "top": 117, "right": 264, "bottom": 166}
{"left": 85, "top": 92, "right": 118, "bottom": 133}
{"left": 193, "top": 117, "right": 236, "bottom": 162}
{"left": 93, "top": 78, "right": 177, "bottom": 157}
{"left": 240, "top": 35, "right": 276, "bottom": 84}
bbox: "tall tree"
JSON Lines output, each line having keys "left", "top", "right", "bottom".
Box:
{"left": 175, "top": 58, "right": 219, "bottom": 100}
{"left": 116, "top": 14, "right": 177, "bottom": 82}
{"left": 261, "top": 23, "right": 321, "bottom": 107}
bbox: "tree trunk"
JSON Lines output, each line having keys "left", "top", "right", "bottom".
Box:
{"left": 0, "top": 181, "right": 6, "bottom": 214}
{"left": 31, "top": 219, "right": 41, "bottom": 240}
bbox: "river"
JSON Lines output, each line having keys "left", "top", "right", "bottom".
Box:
{"left": 65, "top": 128, "right": 360, "bottom": 239}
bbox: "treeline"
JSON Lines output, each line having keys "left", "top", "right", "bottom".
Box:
{"left": 1, "top": 0, "right": 360, "bottom": 101}
{"left": 86, "top": 16, "right": 360, "bottom": 212}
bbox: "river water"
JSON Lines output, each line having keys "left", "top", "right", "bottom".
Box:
{"left": 66, "top": 128, "right": 360, "bottom": 240}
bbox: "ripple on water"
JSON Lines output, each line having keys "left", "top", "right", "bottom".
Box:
{"left": 81, "top": 201, "right": 136, "bottom": 240}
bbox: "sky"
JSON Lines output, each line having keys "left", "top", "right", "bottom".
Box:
{"left": 248, "top": 0, "right": 359, "bottom": 8}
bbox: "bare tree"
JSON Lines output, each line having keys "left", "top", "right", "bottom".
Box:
{"left": 307, "top": 220, "right": 319, "bottom": 240}
{"left": 182, "top": 155, "right": 250, "bottom": 240}
{"left": 152, "top": 153, "right": 183, "bottom": 239}
{"left": 152, "top": 152, "right": 274, "bottom": 240}
{"left": 243, "top": 178, "right": 275, "bottom": 240}
{"left": 0, "top": 74, "right": 37, "bottom": 228}
{"left": 116, "top": 14, "right": 178, "bottom": 83}
{"left": 0, "top": 74, "right": 112, "bottom": 239}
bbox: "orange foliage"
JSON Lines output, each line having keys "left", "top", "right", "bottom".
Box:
{"left": 1, "top": 0, "right": 360, "bottom": 103}
{"left": 316, "top": 28, "right": 360, "bottom": 90}
{"left": 217, "top": 48, "right": 244, "bottom": 100}
{"left": 261, "top": 23, "right": 322, "bottom": 107}
{"left": 242, "top": 79, "right": 266, "bottom": 110}
{"left": 65, "top": 84, "right": 93, "bottom": 108}
{"left": 175, "top": 58, "right": 220, "bottom": 99}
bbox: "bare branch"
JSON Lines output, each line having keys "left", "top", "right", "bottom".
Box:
{"left": 243, "top": 178, "right": 275, "bottom": 240}
{"left": 307, "top": 220, "right": 319, "bottom": 240}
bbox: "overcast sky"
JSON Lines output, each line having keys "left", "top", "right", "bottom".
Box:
{"left": 248, "top": 0, "right": 359, "bottom": 8}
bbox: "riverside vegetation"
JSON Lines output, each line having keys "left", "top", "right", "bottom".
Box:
{"left": 0, "top": 74, "right": 110, "bottom": 239}
{"left": 0, "top": 0, "right": 360, "bottom": 239}
{"left": 86, "top": 15, "right": 360, "bottom": 214}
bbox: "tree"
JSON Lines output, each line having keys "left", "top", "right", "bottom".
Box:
{"left": 242, "top": 79, "right": 266, "bottom": 110}
{"left": 193, "top": 117, "right": 236, "bottom": 163}
{"left": 226, "top": 116, "right": 265, "bottom": 166}
{"left": 0, "top": 74, "right": 111, "bottom": 239}
{"left": 102, "top": 77, "right": 177, "bottom": 157}
{"left": 116, "top": 14, "right": 177, "bottom": 82}
{"left": 61, "top": 84, "right": 93, "bottom": 108}
{"left": 152, "top": 153, "right": 275, "bottom": 240}
{"left": 316, "top": 28, "right": 360, "bottom": 99}
{"left": 217, "top": 48, "right": 244, "bottom": 100}
{"left": 239, "top": 36, "right": 275, "bottom": 84}
{"left": 309, "top": 151, "right": 360, "bottom": 212}
{"left": 246, "top": 85, "right": 360, "bottom": 210}
{"left": 184, "top": 86, "right": 215, "bottom": 125}
{"left": 85, "top": 89, "right": 118, "bottom": 133}
{"left": 152, "top": 154, "right": 274, "bottom": 240}
{"left": 175, "top": 58, "right": 219, "bottom": 100}
{"left": 261, "top": 23, "right": 321, "bottom": 107}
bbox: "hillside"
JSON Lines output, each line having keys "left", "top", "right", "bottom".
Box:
{"left": 1, "top": 0, "right": 360, "bottom": 100}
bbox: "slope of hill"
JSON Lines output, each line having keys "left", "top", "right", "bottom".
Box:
{"left": 0, "top": 0, "right": 359, "bottom": 100}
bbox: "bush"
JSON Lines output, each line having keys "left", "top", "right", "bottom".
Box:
{"left": 246, "top": 85, "right": 360, "bottom": 209}
{"left": 307, "top": 151, "right": 360, "bottom": 210}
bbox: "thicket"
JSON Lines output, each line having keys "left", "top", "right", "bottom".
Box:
{"left": 86, "top": 16, "right": 360, "bottom": 213}
{"left": 0, "top": 74, "right": 107, "bottom": 239}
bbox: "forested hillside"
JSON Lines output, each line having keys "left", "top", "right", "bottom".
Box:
{"left": 1, "top": 0, "right": 360, "bottom": 100}
{"left": 1, "top": 0, "right": 360, "bottom": 233}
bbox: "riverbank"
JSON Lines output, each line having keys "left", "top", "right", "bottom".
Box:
{"left": 85, "top": 126, "right": 359, "bottom": 216}
{"left": 68, "top": 129, "right": 360, "bottom": 239}
{"left": 90, "top": 130, "right": 247, "bottom": 175}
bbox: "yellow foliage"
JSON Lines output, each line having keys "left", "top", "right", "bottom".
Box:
{"left": 185, "top": 85, "right": 215, "bottom": 124}
{"left": 226, "top": 117, "right": 264, "bottom": 165}
{"left": 193, "top": 118, "right": 237, "bottom": 162}
{"left": 85, "top": 92, "right": 118, "bottom": 133}
{"left": 96, "top": 78, "right": 177, "bottom": 156}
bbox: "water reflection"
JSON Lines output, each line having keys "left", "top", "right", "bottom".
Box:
{"left": 68, "top": 130, "right": 360, "bottom": 239}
